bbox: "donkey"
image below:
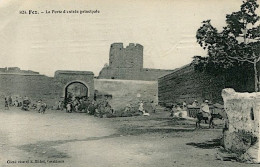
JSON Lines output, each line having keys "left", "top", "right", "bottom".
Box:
{"left": 196, "top": 112, "right": 223, "bottom": 128}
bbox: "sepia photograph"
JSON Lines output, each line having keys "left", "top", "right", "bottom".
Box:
{"left": 0, "top": 0, "right": 260, "bottom": 166}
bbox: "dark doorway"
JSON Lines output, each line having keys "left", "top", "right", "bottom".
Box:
{"left": 64, "top": 82, "right": 88, "bottom": 105}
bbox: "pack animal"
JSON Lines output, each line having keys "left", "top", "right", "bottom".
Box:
{"left": 196, "top": 112, "right": 223, "bottom": 128}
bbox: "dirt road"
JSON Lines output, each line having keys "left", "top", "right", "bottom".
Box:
{"left": 0, "top": 108, "right": 258, "bottom": 167}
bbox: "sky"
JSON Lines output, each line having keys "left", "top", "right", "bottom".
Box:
{"left": 0, "top": 0, "right": 252, "bottom": 76}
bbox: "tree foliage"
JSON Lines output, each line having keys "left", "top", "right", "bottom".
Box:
{"left": 195, "top": 0, "right": 260, "bottom": 91}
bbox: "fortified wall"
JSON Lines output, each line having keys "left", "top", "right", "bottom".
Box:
{"left": 95, "top": 79, "right": 158, "bottom": 111}
{"left": 0, "top": 67, "right": 39, "bottom": 74}
{"left": 0, "top": 68, "right": 157, "bottom": 111}
{"left": 0, "top": 73, "right": 60, "bottom": 106}
{"left": 158, "top": 63, "right": 255, "bottom": 106}
{"left": 98, "top": 43, "right": 174, "bottom": 81}
{"left": 0, "top": 69, "right": 95, "bottom": 107}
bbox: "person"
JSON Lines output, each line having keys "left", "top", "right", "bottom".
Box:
{"left": 176, "top": 104, "right": 182, "bottom": 111}
{"left": 66, "top": 102, "right": 72, "bottom": 113}
{"left": 200, "top": 100, "right": 211, "bottom": 120}
{"left": 59, "top": 101, "right": 64, "bottom": 110}
{"left": 54, "top": 101, "right": 59, "bottom": 110}
{"left": 8, "top": 96, "right": 12, "bottom": 106}
{"left": 182, "top": 101, "right": 187, "bottom": 108}
{"left": 87, "top": 100, "right": 96, "bottom": 115}
{"left": 22, "top": 99, "right": 30, "bottom": 111}
{"left": 170, "top": 104, "right": 177, "bottom": 117}
{"left": 74, "top": 103, "right": 79, "bottom": 112}
{"left": 40, "top": 102, "right": 47, "bottom": 114}
{"left": 201, "top": 100, "right": 210, "bottom": 113}
{"left": 18, "top": 97, "right": 22, "bottom": 107}
{"left": 14, "top": 98, "right": 19, "bottom": 107}
{"left": 124, "top": 103, "right": 131, "bottom": 112}
{"left": 151, "top": 101, "right": 156, "bottom": 113}
{"left": 138, "top": 101, "right": 150, "bottom": 116}
{"left": 138, "top": 101, "right": 144, "bottom": 113}
{"left": 192, "top": 100, "right": 199, "bottom": 107}
{"left": 4, "top": 97, "right": 9, "bottom": 110}
{"left": 172, "top": 104, "right": 185, "bottom": 118}
{"left": 37, "top": 100, "right": 42, "bottom": 113}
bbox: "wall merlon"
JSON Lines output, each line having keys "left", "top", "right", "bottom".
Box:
{"left": 111, "top": 43, "right": 124, "bottom": 48}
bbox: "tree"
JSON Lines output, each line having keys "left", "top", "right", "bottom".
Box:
{"left": 196, "top": 0, "right": 260, "bottom": 92}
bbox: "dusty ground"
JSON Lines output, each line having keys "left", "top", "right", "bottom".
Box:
{"left": 0, "top": 108, "right": 258, "bottom": 167}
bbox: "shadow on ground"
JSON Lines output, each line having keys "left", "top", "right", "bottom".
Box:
{"left": 17, "top": 115, "right": 223, "bottom": 160}
{"left": 17, "top": 134, "right": 121, "bottom": 159}
{"left": 18, "top": 121, "right": 196, "bottom": 159}
{"left": 118, "top": 126, "right": 195, "bottom": 136}
{"left": 186, "top": 138, "right": 222, "bottom": 149}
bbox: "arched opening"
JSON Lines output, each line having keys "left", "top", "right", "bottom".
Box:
{"left": 64, "top": 81, "right": 89, "bottom": 105}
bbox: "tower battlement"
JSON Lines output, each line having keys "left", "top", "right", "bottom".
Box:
{"left": 99, "top": 43, "right": 174, "bottom": 81}
{"left": 109, "top": 43, "right": 143, "bottom": 69}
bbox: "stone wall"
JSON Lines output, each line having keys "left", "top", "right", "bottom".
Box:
{"left": 0, "top": 70, "right": 95, "bottom": 108}
{"left": 0, "top": 67, "right": 39, "bottom": 74}
{"left": 222, "top": 88, "right": 260, "bottom": 163}
{"left": 158, "top": 64, "right": 254, "bottom": 106}
{"left": 0, "top": 74, "right": 61, "bottom": 106}
{"left": 94, "top": 79, "right": 158, "bottom": 111}
{"left": 98, "top": 67, "right": 173, "bottom": 81}
{"left": 0, "top": 70, "right": 157, "bottom": 111}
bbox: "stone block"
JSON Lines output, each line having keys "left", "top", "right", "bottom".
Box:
{"left": 222, "top": 88, "right": 260, "bottom": 163}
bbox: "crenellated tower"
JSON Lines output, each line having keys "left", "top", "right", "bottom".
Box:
{"left": 109, "top": 43, "right": 143, "bottom": 69}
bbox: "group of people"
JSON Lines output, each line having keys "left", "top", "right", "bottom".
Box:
{"left": 35, "top": 100, "right": 47, "bottom": 114}
{"left": 170, "top": 99, "right": 211, "bottom": 118}
{"left": 121, "top": 100, "right": 156, "bottom": 117}
{"left": 3, "top": 93, "right": 113, "bottom": 117}
{"left": 138, "top": 101, "right": 155, "bottom": 116}
{"left": 66, "top": 99, "right": 114, "bottom": 118}
{"left": 3, "top": 95, "right": 47, "bottom": 113}
{"left": 65, "top": 95, "right": 89, "bottom": 113}
{"left": 4, "top": 95, "right": 29, "bottom": 110}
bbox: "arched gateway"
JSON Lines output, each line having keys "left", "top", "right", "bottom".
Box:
{"left": 54, "top": 70, "right": 95, "bottom": 104}
{"left": 64, "top": 81, "right": 89, "bottom": 104}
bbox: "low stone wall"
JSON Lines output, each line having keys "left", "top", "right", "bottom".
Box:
{"left": 94, "top": 79, "right": 158, "bottom": 111}
{"left": 222, "top": 88, "right": 260, "bottom": 163}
